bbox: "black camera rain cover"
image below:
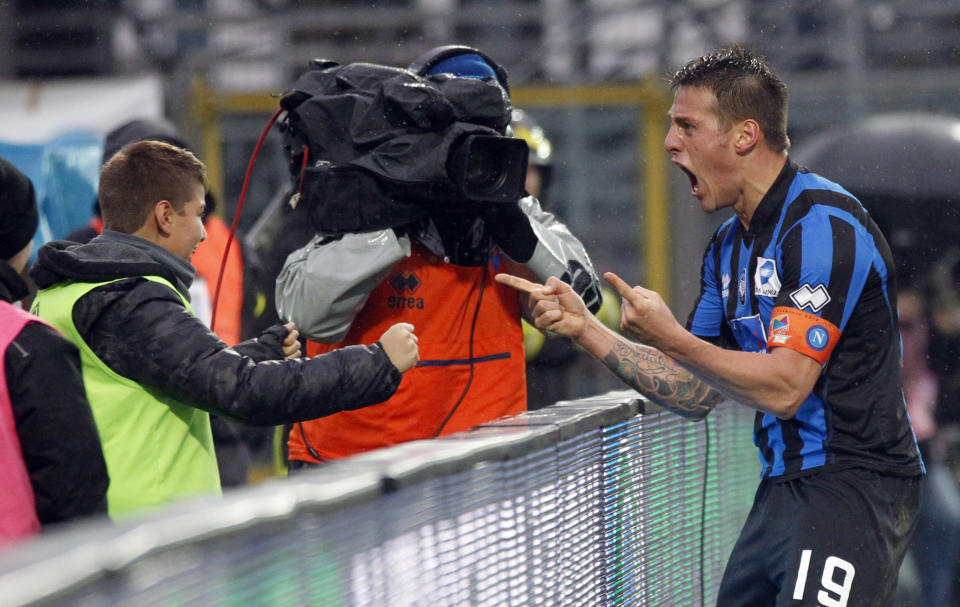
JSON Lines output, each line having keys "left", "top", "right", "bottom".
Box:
{"left": 279, "top": 61, "right": 514, "bottom": 235}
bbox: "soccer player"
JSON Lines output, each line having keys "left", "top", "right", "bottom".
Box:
{"left": 496, "top": 44, "right": 923, "bottom": 607}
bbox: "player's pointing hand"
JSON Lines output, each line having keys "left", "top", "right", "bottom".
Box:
{"left": 603, "top": 271, "right": 683, "bottom": 348}
{"left": 495, "top": 274, "right": 590, "bottom": 339}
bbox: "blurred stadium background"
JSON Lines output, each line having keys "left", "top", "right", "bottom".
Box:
{"left": 2, "top": 1, "right": 959, "bottom": 605}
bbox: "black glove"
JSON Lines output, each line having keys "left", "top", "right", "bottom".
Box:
{"left": 482, "top": 200, "right": 537, "bottom": 262}
{"left": 231, "top": 324, "right": 294, "bottom": 362}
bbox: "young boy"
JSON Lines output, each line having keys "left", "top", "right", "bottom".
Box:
{"left": 30, "top": 140, "right": 419, "bottom": 517}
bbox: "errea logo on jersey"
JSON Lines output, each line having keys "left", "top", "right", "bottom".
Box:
{"left": 387, "top": 271, "right": 425, "bottom": 310}
{"left": 389, "top": 272, "right": 421, "bottom": 294}
{"left": 790, "top": 283, "right": 831, "bottom": 313}
{"left": 754, "top": 258, "right": 781, "bottom": 298}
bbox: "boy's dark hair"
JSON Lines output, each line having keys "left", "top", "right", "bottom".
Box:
{"left": 99, "top": 140, "right": 208, "bottom": 234}
{"left": 670, "top": 44, "right": 790, "bottom": 153}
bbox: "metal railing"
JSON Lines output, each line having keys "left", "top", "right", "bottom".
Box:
{"left": 0, "top": 390, "right": 758, "bottom": 606}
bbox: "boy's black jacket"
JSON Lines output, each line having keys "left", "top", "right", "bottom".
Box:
{"left": 31, "top": 238, "right": 402, "bottom": 425}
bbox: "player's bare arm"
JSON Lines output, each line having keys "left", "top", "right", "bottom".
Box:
{"left": 603, "top": 271, "right": 822, "bottom": 419}
{"left": 602, "top": 338, "right": 723, "bottom": 420}
{"left": 495, "top": 272, "right": 723, "bottom": 419}
{"left": 498, "top": 271, "right": 824, "bottom": 420}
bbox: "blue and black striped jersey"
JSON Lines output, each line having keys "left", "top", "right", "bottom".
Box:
{"left": 687, "top": 160, "right": 924, "bottom": 480}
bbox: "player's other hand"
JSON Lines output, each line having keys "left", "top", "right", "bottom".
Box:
{"left": 495, "top": 274, "right": 590, "bottom": 340}
{"left": 379, "top": 323, "right": 419, "bottom": 373}
{"left": 604, "top": 272, "right": 681, "bottom": 347}
{"left": 281, "top": 322, "right": 302, "bottom": 359}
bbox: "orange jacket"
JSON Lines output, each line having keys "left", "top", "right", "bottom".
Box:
{"left": 289, "top": 243, "right": 526, "bottom": 462}
{"left": 191, "top": 216, "right": 244, "bottom": 346}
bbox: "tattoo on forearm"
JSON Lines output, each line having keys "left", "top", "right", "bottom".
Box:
{"left": 603, "top": 340, "right": 722, "bottom": 419}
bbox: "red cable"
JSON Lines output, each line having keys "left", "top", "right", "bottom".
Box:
{"left": 210, "top": 107, "right": 283, "bottom": 333}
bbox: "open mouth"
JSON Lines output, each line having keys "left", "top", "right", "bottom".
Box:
{"left": 679, "top": 165, "right": 700, "bottom": 196}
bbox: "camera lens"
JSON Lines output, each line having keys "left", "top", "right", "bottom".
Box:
{"left": 465, "top": 142, "right": 507, "bottom": 194}
{"left": 449, "top": 134, "right": 529, "bottom": 202}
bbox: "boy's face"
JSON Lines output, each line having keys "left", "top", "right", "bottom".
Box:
{"left": 168, "top": 182, "right": 207, "bottom": 262}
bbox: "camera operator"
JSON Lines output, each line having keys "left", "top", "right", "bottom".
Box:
{"left": 275, "top": 46, "right": 603, "bottom": 465}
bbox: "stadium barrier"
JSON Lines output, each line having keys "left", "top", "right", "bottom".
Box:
{"left": 0, "top": 390, "right": 757, "bottom": 606}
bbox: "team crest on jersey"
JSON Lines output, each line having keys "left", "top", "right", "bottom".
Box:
{"left": 790, "top": 283, "right": 831, "bottom": 313}
{"left": 769, "top": 313, "right": 790, "bottom": 345}
{"left": 753, "top": 258, "right": 781, "bottom": 298}
{"left": 738, "top": 268, "right": 747, "bottom": 304}
{"left": 721, "top": 273, "right": 731, "bottom": 298}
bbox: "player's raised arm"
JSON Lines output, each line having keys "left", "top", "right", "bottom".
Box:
{"left": 496, "top": 272, "right": 723, "bottom": 420}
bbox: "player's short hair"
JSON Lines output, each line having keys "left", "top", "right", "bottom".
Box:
{"left": 670, "top": 44, "right": 790, "bottom": 153}
{"left": 99, "top": 140, "right": 208, "bottom": 233}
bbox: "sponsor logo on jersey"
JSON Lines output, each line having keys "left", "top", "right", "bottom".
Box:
{"left": 387, "top": 296, "right": 425, "bottom": 309}
{"left": 721, "top": 273, "right": 731, "bottom": 299}
{"left": 738, "top": 268, "right": 747, "bottom": 305}
{"left": 790, "top": 283, "right": 831, "bottom": 313}
{"left": 806, "top": 325, "right": 830, "bottom": 351}
{"left": 769, "top": 313, "right": 791, "bottom": 345}
{"left": 389, "top": 271, "right": 422, "bottom": 294}
{"left": 754, "top": 258, "right": 781, "bottom": 298}
{"left": 388, "top": 271, "right": 424, "bottom": 309}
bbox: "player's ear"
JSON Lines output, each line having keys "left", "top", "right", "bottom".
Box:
{"left": 734, "top": 119, "right": 761, "bottom": 153}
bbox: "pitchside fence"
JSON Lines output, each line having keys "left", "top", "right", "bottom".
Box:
{"left": 0, "top": 390, "right": 757, "bottom": 606}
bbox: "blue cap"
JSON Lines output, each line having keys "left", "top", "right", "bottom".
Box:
{"left": 425, "top": 53, "right": 499, "bottom": 82}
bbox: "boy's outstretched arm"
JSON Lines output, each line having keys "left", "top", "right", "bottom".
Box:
{"left": 378, "top": 323, "right": 419, "bottom": 372}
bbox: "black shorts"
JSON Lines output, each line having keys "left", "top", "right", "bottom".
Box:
{"left": 716, "top": 467, "right": 922, "bottom": 607}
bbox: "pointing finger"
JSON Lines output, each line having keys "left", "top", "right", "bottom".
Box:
{"left": 542, "top": 275, "right": 573, "bottom": 296}
{"left": 495, "top": 273, "right": 543, "bottom": 295}
{"left": 603, "top": 272, "right": 638, "bottom": 300}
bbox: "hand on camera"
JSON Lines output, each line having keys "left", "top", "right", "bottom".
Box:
{"left": 379, "top": 323, "right": 420, "bottom": 373}
{"left": 482, "top": 200, "right": 537, "bottom": 263}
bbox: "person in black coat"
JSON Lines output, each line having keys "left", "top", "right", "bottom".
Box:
{"left": 0, "top": 156, "right": 108, "bottom": 545}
